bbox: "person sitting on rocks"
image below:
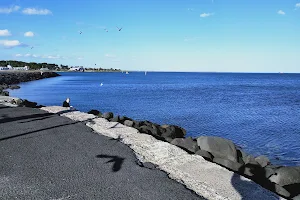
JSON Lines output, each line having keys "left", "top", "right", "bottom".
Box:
{"left": 63, "top": 98, "right": 70, "bottom": 107}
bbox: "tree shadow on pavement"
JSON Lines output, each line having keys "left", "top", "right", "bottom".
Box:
{"left": 96, "top": 154, "right": 125, "bottom": 172}
{"left": 231, "top": 164, "right": 279, "bottom": 200}
{"left": 0, "top": 113, "right": 54, "bottom": 124}
{"left": 0, "top": 121, "right": 80, "bottom": 142}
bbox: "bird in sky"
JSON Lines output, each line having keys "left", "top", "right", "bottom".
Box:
{"left": 116, "top": 26, "right": 122, "bottom": 31}
{"left": 79, "top": 31, "right": 82, "bottom": 34}
{"left": 30, "top": 46, "right": 34, "bottom": 49}
{"left": 104, "top": 28, "right": 108, "bottom": 32}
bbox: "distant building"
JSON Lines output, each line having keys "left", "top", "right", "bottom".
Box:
{"left": 13, "top": 66, "right": 29, "bottom": 70}
{"left": 40, "top": 67, "right": 49, "bottom": 71}
{"left": 69, "top": 66, "right": 84, "bottom": 72}
{"left": 0, "top": 65, "right": 13, "bottom": 70}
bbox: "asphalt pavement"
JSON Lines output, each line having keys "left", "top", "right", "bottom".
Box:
{"left": 0, "top": 104, "right": 204, "bottom": 200}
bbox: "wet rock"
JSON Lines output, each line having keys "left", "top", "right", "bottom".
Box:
{"left": 21, "top": 99, "right": 38, "bottom": 108}
{"left": 8, "top": 85, "right": 20, "bottom": 90}
{"left": 0, "top": 91, "right": 9, "bottom": 96}
{"left": 171, "top": 137, "right": 199, "bottom": 153}
{"left": 160, "top": 124, "right": 186, "bottom": 139}
{"left": 197, "top": 136, "right": 238, "bottom": 162}
{"left": 88, "top": 109, "right": 100, "bottom": 115}
{"left": 293, "top": 194, "right": 300, "bottom": 200}
{"left": 195, "top": 150, "right": 213, "bottom": 161}
{"left": 102, "top": 112, "right": 113, "bottom": 120}
{"left": 255, "top": 155, "right": 270, "bottom": 168}
{"left": 213, "top": 158, "right": 243, "bottom": 172}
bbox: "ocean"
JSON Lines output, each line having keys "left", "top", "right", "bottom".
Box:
{"left": 9, "top": 72, "right": 300, "bottom": 166}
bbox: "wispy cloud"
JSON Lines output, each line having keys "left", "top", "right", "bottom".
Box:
{"left": 0, "top": 40, "right": 27, "bottom": 48}
{"left": 184, "top": 36, "right": 201, "bottom": 42}
{"left": 14, "top": 53, "right": 65, "bottom": 59}
{"left": 187, "top": 8, "right": 194, "bottom": 11}
{"left": 24, "top": 31, "right": 34, "bottom": 37}
{"left": 0, "top": 5, "right": 20, "bottom": 14}
{"left": 105, "top": 54, "right": 116, "bottom": 58}
{"left": 22, "top": 8, "right": 52, "bottom": 15}
{"left": 200, "top": 13, "right": 214, "bottom": 18}
{"left": 295, "top": 3, "right": 300, "bottom": 10}
{"left": 0, "top": 29, "right": 11, "bottom": 36}
{"left": 277, "top": 10, "right": 285, "bottom": 15}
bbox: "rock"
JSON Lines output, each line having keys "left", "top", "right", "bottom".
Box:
{"left": 197, "top": 136, "right": 238, "bottom": 162}
{"left": 213, "top": 158, "right": 243, "bottom": 172}
{"left": 255, "top": 155, "right": 270, "bottom": 168}
{"left": 124, "top": 120, "right": 134, "bottom": 127}
{"left": 195, "top": 150, "right": 213, "bottom": 161}
{"left": 274, "top": 184, "right": 291, "bottom": 199}
{"left": 242, "top": 163, "right": 266, "bottom": 180}
{"left": 293, "top": 194, "right": 300, "bottom": 200}
{"left": 133, "top": 121, "right": 142, "bottom": 129}
{"left": 138, "top": 125, "right": 165, "bottom": 141}
{"left": 243, "top": 155, "right": 259, "bottom": 166}
{"left": 160, "top": 124, "right": 186, "bottom": 139}
{"left": 264, "top": 165, "right": 278, "bottom": 179}
{"left": 269, "top": 166, "right": 300, "bottom": 197}
{"left": 87, "top": 109, "right": 100, "bottom": 115}
{"left": 171, "top": 137, "right": 199, "bottom": 153}
{"left": 0, "top": 91, "right": 9, "bottom": 96}
{"left": 102, "top": 112, "right": 113, "bottom": 120}
{"left": 119, "top": 116, "right": 132, "bottom": 123}
{"left": 236, "top": 149, "right": 246, "bottom": 165}
{"left": 110, "top": 115, "right": 120, "bottom": 122}
{"left": 8, "top": 85, "right": 20, "bottom": 90}
{"left": 21, "top": 100, "right": 37, "bottom": 108}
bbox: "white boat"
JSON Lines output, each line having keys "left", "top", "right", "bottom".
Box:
{"left": 145, "top": 71, "right": 147, "bottom": 75}
{"left": 126, "top": 71, "right": 129, "bottom": 74}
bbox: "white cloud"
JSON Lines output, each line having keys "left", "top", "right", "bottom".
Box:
{"left": 77, "top": 57, "right": 84, "bottom": 60}
{"left": 24, "top": 31, "right": 34, "bottom": 37}
{"left": 22, "top": 8, "right": 52, "bottom": 15}
{"left": 278, "top": 10, "right": 285, "bottom": 15}
{"left": 295, "top": 3, "right": 300, "bottom": 9}
{"left": 200, "top": 13, "right": 214, "bottom": 18}
{"left": 0, "top": 5, "right": 20, "bottom": 14}
{"left": 105, "top": 54, "right": 116, "bottom": 58}
{"left": 15, "top": 54, "right": 22, "bottom": 57}
{"left": 0, "top": 29, "right": 11, "bottom": 36}
{"left": 0, "top": 40, "right": 23, "bottom": 48}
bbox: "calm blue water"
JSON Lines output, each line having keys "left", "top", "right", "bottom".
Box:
{"left": 9, "top": 72, "right": 300, "bottom": 166}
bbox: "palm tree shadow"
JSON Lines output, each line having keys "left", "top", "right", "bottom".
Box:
{"left": 96, "top": 154, "right": 124, "bottom": 172}
{"left": 231, "top": 164, "right": 279, "bottom": 200}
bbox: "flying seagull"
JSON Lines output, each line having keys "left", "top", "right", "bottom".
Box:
{"left": 104, "top": 28, "right": 108, "bottom": 32}
{"left": 30, "top": 46, "right": 34, "bottom": 49}
{"left": 79, "top": 31, "right": 82, "bottom": 34}
{"left": 116, "top": 26, "right": 122, "bottom": 31}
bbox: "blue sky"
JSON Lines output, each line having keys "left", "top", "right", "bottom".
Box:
{"left": 0, "top": 0, "right": 299, "bottom": 72}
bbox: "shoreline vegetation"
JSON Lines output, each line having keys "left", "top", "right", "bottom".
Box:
{"left": 0, "top": 72, "right": 300, "bottom": 199}
{"left": 0, "top": 60, "right": 122, "bottom": 72}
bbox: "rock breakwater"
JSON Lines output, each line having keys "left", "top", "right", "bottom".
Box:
{"left": 0, "top": 71, "right": 60, "bottom": 96}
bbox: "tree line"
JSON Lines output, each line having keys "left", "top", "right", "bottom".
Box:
{"left": 0, "top": 60, "right": 121, "bottom": 71}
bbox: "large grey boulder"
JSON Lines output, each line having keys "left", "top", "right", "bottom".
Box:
{"left": 213, "top": 158, "right": 243, "bottom": 172}
{"left": 110, "top": 115, "right": 120, "bottom": 122}
{"left": 269, "top": 166, "right": 300, "bottom": 197}
{"left": 197, "top": 136, "right": 238, "bottom": 162}
{"left": 171, "top": 137, "right": 199, "bottom": 153}
{"left": 195, "top": 150, "right": 213, "bottom": 161}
